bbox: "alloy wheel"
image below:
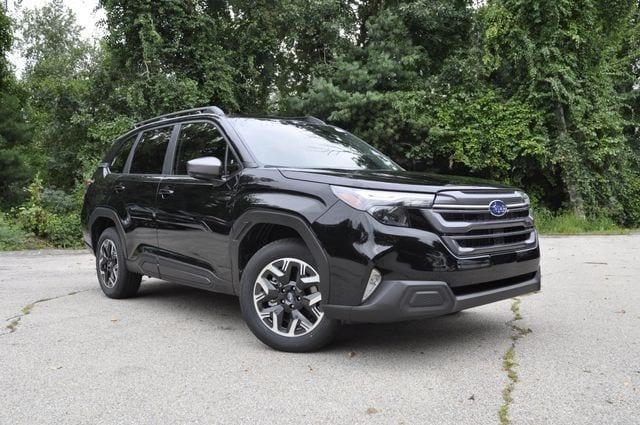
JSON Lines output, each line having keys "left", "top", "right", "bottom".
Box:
{"left": 98, "top": 239, "right": 119, "bottom": 288}
{"left": 253, "top": 257, "right": 324, "bottom": 337}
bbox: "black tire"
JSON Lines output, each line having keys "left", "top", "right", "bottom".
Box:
{"left": 95, "top": 227, "right": 141, "bottom": 299}
{"left": 239, "top": 238, "right": 338, "bottom": 352}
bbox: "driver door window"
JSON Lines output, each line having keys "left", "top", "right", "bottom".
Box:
{"left": 173, "top": 122, "right": 229, "bottom": 175}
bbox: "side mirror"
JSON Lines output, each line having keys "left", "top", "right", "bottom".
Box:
{"left": 187, "top": 156, "right": 223, "bottom": 180}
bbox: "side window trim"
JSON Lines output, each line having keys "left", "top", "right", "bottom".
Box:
{"left": 122, "top": 131, "right": 142, "bottom": 174}
{"left": 162, "top": 124, "right": 181, "bottom": 175}
{"left": 124, "top": 124, "right": 175, "bottom": 175}
{"left": 167, "top": 119, "right": 243, "bottom": 177}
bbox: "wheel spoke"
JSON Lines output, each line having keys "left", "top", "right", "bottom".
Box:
{"left": 311, "top": 306, "right": 323, "bottom": 320}
{"left": 298, "top": 274, "right": 320, "bottom": 289}
{"left": 287, "top": 318, "right": 300, "bottom": 336}
{"left": 293, "top": 310, "right": 314, "bottom": 331}
{"left": 271, "top": 309, "right": 284, "bottom": 331}
{"left": 100, "top": 243, "right": 109, "bottom": 258}
{"left": 256, "top": 277, "right": 279, "bottom": 299}
{"left": 258, "top": 304, "right": 283, "bottom": 319}
{"left": 281, "top": 259, "right": 295, "bottom": 282}
{"left": 302, "top": 292, "right": 321, "bottom": 308}
{"left": 267, "top": 264, "right": 285, "bottom": 278}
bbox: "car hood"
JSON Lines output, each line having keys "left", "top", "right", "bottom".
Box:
{"left": 278, "top": 168, "right": 515, "bottom": 193}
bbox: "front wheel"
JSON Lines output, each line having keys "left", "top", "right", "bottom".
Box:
{"left": 239, "top": 238, "right": 338, "bottom": 352}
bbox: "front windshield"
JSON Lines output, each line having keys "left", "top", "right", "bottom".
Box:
{"left": 229, "top": 118, "right": 402, "bottom": 171}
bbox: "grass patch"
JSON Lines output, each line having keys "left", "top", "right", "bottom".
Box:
{"left": 534, "top": 210, "right": 631, "bottom": 235}
{"left": 0, "top": 214, "right": 49, "bottom": 251}
{"left": 499, "top": 297, "right": 533, "bottom": 425}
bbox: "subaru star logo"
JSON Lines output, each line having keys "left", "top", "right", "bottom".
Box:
{"left": 489, "top": 200, "right": 508, "bottom": 217}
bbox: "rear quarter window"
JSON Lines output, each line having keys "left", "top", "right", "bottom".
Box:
{"left": 109, "top": 134, "right": 137, "bottom": 174}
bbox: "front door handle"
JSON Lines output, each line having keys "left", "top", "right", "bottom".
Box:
{"left": 114, "top": 183, "right": 126, "bottom": 193}
{"left": 159, "top": 187, "right": 174, "bottom": 199}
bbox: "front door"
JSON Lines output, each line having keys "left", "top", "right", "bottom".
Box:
{"left": 155, "top": 120, "right": 241, "bottom": 293}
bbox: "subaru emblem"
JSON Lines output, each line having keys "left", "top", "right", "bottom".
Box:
{"left": 489, "top": 200, "right": 508, "bottom": 217}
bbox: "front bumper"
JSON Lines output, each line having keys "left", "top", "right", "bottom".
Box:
{"left": 323, "top": 268, "right": 540, "bottom": 323}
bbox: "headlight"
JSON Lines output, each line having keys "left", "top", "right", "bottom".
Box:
{"left": 330, "top": 185, "right": 435, "bottom": 227}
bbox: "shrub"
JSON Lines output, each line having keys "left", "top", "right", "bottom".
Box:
{"left": 41, "top": 187, "right": 77, "bottom": 215}
{"left": 14, "top": 176, "right": 82, "bottom": 248}
{"left": 0, "top": 214, "right": 43, "bottom": 250}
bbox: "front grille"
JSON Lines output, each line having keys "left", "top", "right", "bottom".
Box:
{"left": 420, "top": 190, "right": 537, "bottom": 256}
{"left": 439, "top": 209, "right": 529, "bottom": 222}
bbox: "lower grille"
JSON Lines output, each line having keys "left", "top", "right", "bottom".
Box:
{"left": 421, "top": 190, "right": 537, "bottom": 256}
{"left": 451, "top": 272, "right": 537, "bottom": 296}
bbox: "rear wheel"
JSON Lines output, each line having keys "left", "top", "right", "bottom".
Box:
{"left": 239, "top": 238, "right": 337, "bottom": 352}
{"left": 95, "top": 227, "right": 141, "bottom": 299}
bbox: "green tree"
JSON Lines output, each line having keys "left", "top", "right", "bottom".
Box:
{"left": 95, "top": 0, "right": 351, "bottom": 117}
{"left": 0, "top": 4, "right": 31, "bottom": 208}
{"left": 17, "top": 0, "right": 95, "bottom": 189}
{"left": 482, "top": 0, "right": 640, "bottom": 221}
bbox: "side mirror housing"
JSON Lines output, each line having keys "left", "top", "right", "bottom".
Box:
{"left": 187, "top": 156, "right": 223, "bottom": 180}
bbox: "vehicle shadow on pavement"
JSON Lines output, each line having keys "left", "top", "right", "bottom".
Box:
{"left": 136, "top": 279, "right": 508, "bottom": 354}
{"left": 333, "top": 315, "right": 506, "bottom": 354}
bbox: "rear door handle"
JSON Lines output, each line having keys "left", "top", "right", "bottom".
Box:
{"left": 114, "top": 183, "right": 126, "bottom": 193}
{"left": 159, "top": 187, "right": 174, "bottom": 199}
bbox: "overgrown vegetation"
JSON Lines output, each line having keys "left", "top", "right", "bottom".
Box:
{"left": 0, "top": 214, "right": 47, "bottom": 250}
{"left": 0, "top": 0, "right": 639, "bottom": 248}
{"left": 534, "top": 209, "right": 629, "bottom": 235}
{"left": 500, "top": 297, "right": 532, "bottom": 425}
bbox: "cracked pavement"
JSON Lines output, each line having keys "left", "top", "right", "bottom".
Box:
{"left": 1, "top": 236, "right": 639, "bottom": 424}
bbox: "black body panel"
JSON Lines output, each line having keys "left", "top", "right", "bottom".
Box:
{"left": 155, "top": 174, "right": 238, "bottom": 294}
{"left": 81, "top": 111, "right": 541, "bottom": 324}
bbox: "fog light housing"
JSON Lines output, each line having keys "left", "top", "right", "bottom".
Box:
{"left": 362, "top": 268, "right": 382, "bottom": 303}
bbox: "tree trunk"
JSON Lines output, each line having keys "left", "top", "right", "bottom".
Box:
{"left": 554, "top": 102, "right": 586, "bottom": 218}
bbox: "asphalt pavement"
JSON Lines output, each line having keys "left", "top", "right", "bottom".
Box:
{"left": 1, "top": 236, "right": 638, "bottom": 424}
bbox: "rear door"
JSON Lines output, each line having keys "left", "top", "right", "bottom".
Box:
{"left": 115, "top": 124, "right": 176, "bottom": 277}
{"left": 155, "top": 120, "right": 241, "bottom": 293}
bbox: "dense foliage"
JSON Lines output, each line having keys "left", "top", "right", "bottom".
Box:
{"left": 0, "top": 0, "right": 639, "bottom": 247}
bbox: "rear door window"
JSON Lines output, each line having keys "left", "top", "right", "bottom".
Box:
{"left": 130, "top": 126, "right": 173, "bottom": 174}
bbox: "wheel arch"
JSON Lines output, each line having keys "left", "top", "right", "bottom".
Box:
{"left": 230, "top": 209, "right": 331, "bottom": 299}
{"left": 88, "top": 207, "right": 128, "bottom": 257}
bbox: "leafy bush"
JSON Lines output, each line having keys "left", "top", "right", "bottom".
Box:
{"left": 41, "top": 187, "right": 77, "bottom": 215}
{"left": 13, "top": 176, "right": 82, "bottom": 248}
{"left": 0, "top": 214, "right": 44, "bottom": 250}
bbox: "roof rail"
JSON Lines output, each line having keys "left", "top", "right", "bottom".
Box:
{"left": 304, "top": 116, "right": 326, "bottom": 125}
{"left": 134, "top": 106, "right": 225, "bottom": 128}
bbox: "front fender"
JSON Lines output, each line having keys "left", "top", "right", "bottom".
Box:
{"left": 229, "top": 209, "right": 332, "bottom": 300}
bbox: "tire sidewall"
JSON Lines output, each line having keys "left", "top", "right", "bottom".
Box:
{"left": 239, "top": 239, "right": 337, "bottom": 352}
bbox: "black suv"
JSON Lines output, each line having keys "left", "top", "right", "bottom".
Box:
{"left": 82, "top": 106, "right": 540, "bottom": 352}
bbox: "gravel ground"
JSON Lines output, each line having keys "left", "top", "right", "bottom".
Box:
{"left": 1, "top": 236, "right": 638, "bottom": 424}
